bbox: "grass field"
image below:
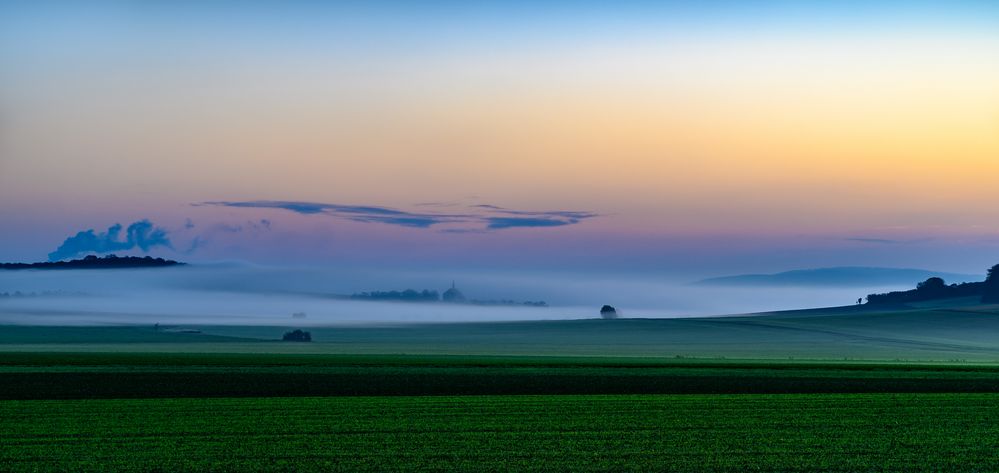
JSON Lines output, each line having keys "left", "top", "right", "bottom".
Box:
{"left": 4, "top": 302, "right": 999, "bottom": 470}
{"left": 5, "top": 299, "right": 999, "bottom": 360}
{"left": 5, "top": 353, "right": 999, "bottom": 399}
{"left": 4, "top": 394, "right": 999, "bottom": 472}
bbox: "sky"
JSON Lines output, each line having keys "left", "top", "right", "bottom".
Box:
{"left": 2, "top": 1, "right": 999, "bottom": 277}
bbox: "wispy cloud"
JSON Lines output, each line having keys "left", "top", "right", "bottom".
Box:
{"left": 214, "top": 219, "right": 272, "bottom": 233}
{"left": 472, "top": 204, "right": 596, "bottom": 221}
{"left": 486, "top": 217, "right": 581, "bottom": 229}
{"left": 46, "top": 217, "right": 277, "bottom": 260}
{"left": 844, "top": 237, "right": 934, "bottom": 245}
{"left": 180, "top": 218, "right": 273, "bottom": 253}
{"left": 845, "top": 237, "right": 902, "bottom": 244}
{"left": 197, "top": 200, "right": 598, "bottom": 232}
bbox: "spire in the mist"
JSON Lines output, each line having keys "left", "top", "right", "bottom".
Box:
{"left": 443, "top": 281, "right": 465, "bottom": 302}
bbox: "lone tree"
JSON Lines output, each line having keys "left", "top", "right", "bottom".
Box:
{"left": 282, "top": 329, "right": 312, "bottom": 342}
{"left": 600, "top": 305, "right": 618, "bottom": 320}
{"left": 983, "top": 264, "right": 999, "bottom": 304}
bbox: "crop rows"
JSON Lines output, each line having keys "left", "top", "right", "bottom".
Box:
{"left": 6, "top": 353, "right": 999, "bottom": 399}
{"left": 3, "top": 394, "right": 999, "bottom": 471}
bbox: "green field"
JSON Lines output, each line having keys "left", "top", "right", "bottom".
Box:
{"left": 4, "top": 353, "right": 999, "bottom": 399}
{"left": 4, "top": 394, "right": 999, "bottom": 471}
{"left": 5, "top": 299, "right": 999, "bottom": 361}
{"left": 4, "top": 301, "right": 999, "bottom": 470}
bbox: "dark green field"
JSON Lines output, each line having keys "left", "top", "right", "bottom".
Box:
{"left": 4, "top": 394, "right": 999, "bottom": 471}
{"left": 4, "top": 353, "right": 999, "bottom": 400}
{"left": 4, "top": 301, "right": 999, "bottom": 470}
{"left": 3, "top": 352, "right": 999, "bottom": 470}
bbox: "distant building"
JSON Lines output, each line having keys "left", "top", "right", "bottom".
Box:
{"left": 442, "top": 281, "right": 466, "bottom": 302}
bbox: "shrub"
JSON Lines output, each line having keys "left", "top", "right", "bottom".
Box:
{"left": 282, "top": 330, "right": 312, "bottom": 342}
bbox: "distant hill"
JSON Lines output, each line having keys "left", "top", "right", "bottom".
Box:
{"left": 0, "top": 254, "right": 184, "bottom": 270}
{"left": 695, "top": 267, "right": 980, "bottom": 287}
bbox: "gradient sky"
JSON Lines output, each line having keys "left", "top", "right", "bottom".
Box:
{"left": 2, "top": 1, "right": 998, "bottom": 275}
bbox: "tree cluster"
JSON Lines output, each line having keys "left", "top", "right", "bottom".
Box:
{"left": 0, "top": 290, "right": 84, "bottom": 298}
{"left": 863, "top": 265, "right": 999, "bottom": 306}
{"left": 350, "top": 289, "right": 440, "bottom": 302}
{"left": 281, "top": 330, "right": 312, "bottom": 342}
{"left": 1, "top": 254, "right": 183, "bottom": 270}
{"left": 465, "top": 299, "right": 548, "bottom": 307}
{"left": 983, "top": 264, "right": 999, "bottom": 304}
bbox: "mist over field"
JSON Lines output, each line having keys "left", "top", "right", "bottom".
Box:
{"left": 0, "top": 264, "right": 910, "bottom": 326}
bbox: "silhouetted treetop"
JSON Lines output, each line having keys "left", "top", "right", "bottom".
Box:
{"left": 1, "top": 254, "right": 184, "bottom": 270}
{"left": 983, "top": 264, "right": 999, "bottom": 304}
{"left": 865, "top": 271, "right": 992, "bottom": 306}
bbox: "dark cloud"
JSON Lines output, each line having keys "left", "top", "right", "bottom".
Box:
{"left": 486, "top": 217, "right": 578, "bottom": 229}
{"left": 204, "top": 201, "right": 330, "bottom": 215}
{"left": 198, "top": 200, "right": 598, "bottom": 232}
{"left": 48, "top": 220, "right": 172, "bottom": 261}
{"left": 200, "top": 200, "right": 472, "bottom": 227}
{"left": 348, "top": 216, "right": 442, "bottom": 228}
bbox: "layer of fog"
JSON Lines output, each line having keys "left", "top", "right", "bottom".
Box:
{"left": 0, "top": 264, "right": 911, "bottom": 326}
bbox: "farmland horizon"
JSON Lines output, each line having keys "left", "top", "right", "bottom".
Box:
{"left": 6, "top": 253, "right": 994, "bottom": 325}
{"left": 3, "top": 1, "right": 999, "bottom": 471}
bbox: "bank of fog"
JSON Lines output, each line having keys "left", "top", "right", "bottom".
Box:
{"left": 0, "top": 264, "right": 906, "bottom": 325}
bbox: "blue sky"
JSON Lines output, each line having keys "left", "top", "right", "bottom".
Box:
{"left": 1, "top": 0, "right": 998, "bottom": 275}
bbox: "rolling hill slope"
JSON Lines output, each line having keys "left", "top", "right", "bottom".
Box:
{"left": 3, "top": 298, "right": 999, "bottom": 361}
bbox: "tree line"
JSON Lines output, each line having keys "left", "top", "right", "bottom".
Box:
{"left": 350, "top": 289, "right": 441, "bottom": 302}
{"left": 1, "top": 254, "right": 183, "bottom": 270}
{"left": 349, "top": 288, "right": 548, "bottom": 306}
{"left": 866, "top": 264, "right": 999, "bottom": 305}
